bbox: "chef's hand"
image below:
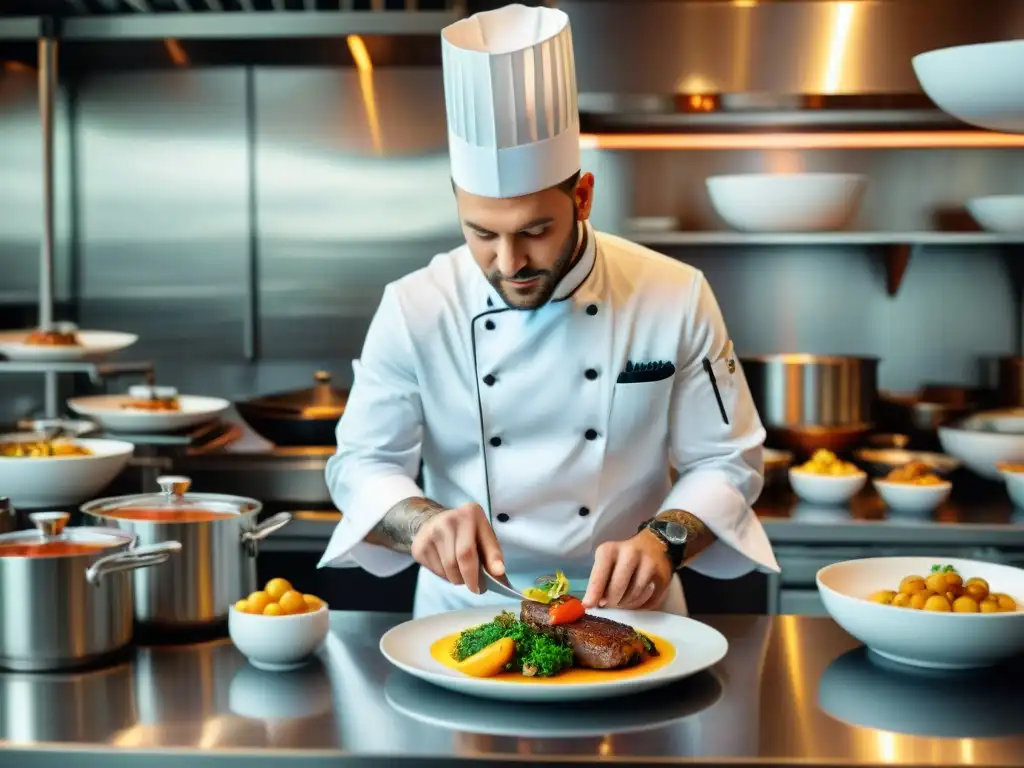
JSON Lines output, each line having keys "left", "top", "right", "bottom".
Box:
{"left": 411, "top": 502, "right": 505, "bottom": 594}
{"left": 583, "top": 530, "right": 673, "bottom": 610}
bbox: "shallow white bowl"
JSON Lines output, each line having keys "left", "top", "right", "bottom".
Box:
{"left": 0, "top": 330, "right": 137, "bottom": 362}
{"left": 706, "top": 173, "right": 866, "bottom": 232}
{"left": 229, "top": 604, "right": 330, "bottom": 672}
{"left": 68, "top": 394, "right": 230, "bottom": 434}
{"left": 873, "top": 479, "right": 952, "bottom": 515}
{"left": 912, "top": 41, "right": 1024, "bottom": 134}
{"left": 938, "top": 410, "right": 1024, "bottom": 480}
{"left": 998, "top": 467, "right": 1024, "bottom": 509}
{"left": 817, "top": 557, "right": 1024, "bottom": 669}
{"left": 966, "top": 195, "right": 1024, "bottom": 233}
{"left": 788, "top": 468, "right": 866, "bottom": 506}
{"left": 0, "top": 436, "right": 134, "bottom": 509}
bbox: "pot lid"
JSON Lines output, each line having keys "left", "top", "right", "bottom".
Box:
{"left": 80, "top": 476, "right": 262, "bottom": 517}
{"left": 0, "top": 512, "right": 132, "bottom": 556}
{"left": 240, "top": 371, "right": 347, "bottom": 419}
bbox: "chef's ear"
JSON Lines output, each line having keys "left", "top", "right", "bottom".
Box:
{"left": 574, "top": 172, "right": 595, "bottom": 221}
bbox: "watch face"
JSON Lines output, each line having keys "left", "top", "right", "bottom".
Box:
{"left": 655, "top": 520, "right": 688, "bottom": 545}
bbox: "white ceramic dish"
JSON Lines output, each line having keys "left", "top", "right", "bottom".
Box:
{"left": 384, "top": 665, "right": 723, "bottom": 738}
{"left": 788, "top": 468, "right": 866, "bottom": 505}
{"left": 998, "top": 466, "right": 1024, "bottom": 509}
{"left": 379, "top": 606, "right": 728, "bottom": 703}
{"left": 0, "top": 330, "right": 138, "bottom": 362}
{"left": 817, "top": 557, "right": 1024, "bottom": 670}
{"left": 912, "top": 40, "right": 1024, "bottom": 134}
{"left": 872, "top": 479, "right": 951, "bottom": 515}
{"left": 229, "top": 604, "right": 330, "bottom": 672}
{"left": 853, "top": 448, "right": 959, "bottom": 477}
{"left": 705, "top": 173, "right": 866, "bottom": 232}
{"left": 966, "top": 195, "right": 1024, "bottom": 233}
{"left": 0, "top": 435, "right": 134, "bottom": 509}
{"left": 938, "top": 410, "right": 1024, "bottom": 480}
{"left": 67, "top": 394, "right": 230, "bottom": 433}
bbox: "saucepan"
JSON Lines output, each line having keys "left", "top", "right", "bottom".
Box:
{"left": 235, "top": 371, "right": 346, "bottom": 447}
{"left": 81, "top": 475, "right": 292, "bottom": 633}
{"left": 0, "top": 512, "right": 180, "bottom": 672}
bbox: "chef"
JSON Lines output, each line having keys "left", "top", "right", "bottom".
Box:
{"left": 318, "top": 3, "right": 778, "bottom": 618}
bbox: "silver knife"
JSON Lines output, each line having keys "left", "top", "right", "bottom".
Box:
{"left": 480, "top": 567, "right": 537, "bottom": 601}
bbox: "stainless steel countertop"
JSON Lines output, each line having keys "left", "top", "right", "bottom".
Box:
{"left": 1, "top": 612, "right": 1022, "bottom": 767}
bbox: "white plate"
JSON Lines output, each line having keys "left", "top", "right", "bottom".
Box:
{"left": 966, "top": 195, "right": 1024, "bottom": 233}
{"left": 378, "top": 606, "right": 728, "bottom": 703}
{"left": 912, "top": 40, "right": 1024, "bottom": 134}
{"left": 384, "top": 665, "right": 723, "bottom": 737}
{"left": 0, "top": 330, "right": 138, "bottom": 362}
{"left": 0, "top": 436, "right": 134, "bottom": 508}
{"left": 67, "top": 394, "right": 230, "bottom": 433}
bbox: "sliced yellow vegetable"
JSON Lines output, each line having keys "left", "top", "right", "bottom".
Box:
{"left": 456, "top": 637, "right": 516, "bottom": 678}
{"left": 522, "top": 587, "right": 553, "bottom": 604}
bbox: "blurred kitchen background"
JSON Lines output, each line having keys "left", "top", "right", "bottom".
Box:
{"left": 2, "top": 0, "right": 1024, "bottom": 614}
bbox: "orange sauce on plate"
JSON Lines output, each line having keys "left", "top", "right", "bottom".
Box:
{"left": 0, "top": 541, "right": 116, "bottom": 558}
{"left": 429, "top": 630, "right": 675, "bottom": 684}
{"left": 101, "top": 507, "right": 237, "bottom": 523}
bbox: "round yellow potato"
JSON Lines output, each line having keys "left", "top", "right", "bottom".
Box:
{"left": 964, "top": 577, "right": 989, "bottom": 601}
{"left": 263, "top": 603, "right": 284, "bottom": 616}
{"left": 892, "top": 593, "right": 912, "bottom": 608}
{"left": 899, "top": 576, "right": 926, "bottom": 595}
{"left": 868, "top": 590, "right": 897, "bottom": 605}
{"left": 923, "top": 594, "right": 951, "bottom": 612}
{"left": 952, "top": 595, "right": 979, "bottom": 613}
{"left": 265, "top": 578, "right": 293, "bottom": 601}
{"left": 234, "top": 599, "right": 250, "bottom": 613}
{"left": 457, "top": 637, "right": 516, "bottom": 678}
{"left": 992, "top": 593, "right": 1017, "bottom": 611}
{"left": 246, "top": 590, "right": 271, "bottom": 614}
{"left": 980, "top": 599, "right": 1001, "bottom": 614}
{"left": 277, "top": 590, "right": 307, "bottom": 615}
{"left": 909, "top": 590, "right": 935, "bottom": 610}
{"left": 303, "top": 594, "right": 324, "bottom": 611}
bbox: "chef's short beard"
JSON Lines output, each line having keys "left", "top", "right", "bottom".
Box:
{"left": 489, "top": 217, "right": 580, "bottom": 311}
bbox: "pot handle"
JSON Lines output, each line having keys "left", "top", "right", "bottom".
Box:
{"left": 85, "top": 541, "right": 183, "bottom": 587}
{"left": 241, "top": 512, "right": 292, "bottom": 544}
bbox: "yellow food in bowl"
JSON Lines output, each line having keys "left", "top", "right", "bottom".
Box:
{"left": 233, "top": 577, "right": 326, "bottom": 616}
{"left": 795, "top": 449, "right": 861, "bottom": 476}
{"left": 0, "top": 440, "right": 93, "bottom": 458}
{"left": 884, "top": 461, "right": 944, "bottom": 485}
{"left": 866, "top": 564, "right": 1017, "bottom": 613}
{"left": 997, "top": 462, "right": 1024, "bottom": 474}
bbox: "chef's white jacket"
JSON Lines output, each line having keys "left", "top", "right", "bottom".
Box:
{"left": 318, "top": 221, "right": 779, "bottom": 617}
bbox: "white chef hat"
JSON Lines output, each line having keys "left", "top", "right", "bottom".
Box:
{"left": 441, "top": 4, "right": 580, "bottom": 199}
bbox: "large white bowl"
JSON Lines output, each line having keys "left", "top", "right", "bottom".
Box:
{"left": 872, "top": 479, "right": 952, "bottom": 515}
{"left": 788, "top": 468, "right": 866, "bottom": 505}
{"left": 0, "top": 436, "right": 134, "bottom": 508}
{"left": 229, "top": 604, "right": 330, "bottom": 672}
{"left": 0, "top": 330, "right": 138, "bottom": 362}
{"left": 912, "top": 40, "right": 1024, "bottom": 134}
{"left": 68, "top": 394, "right": 230, "bottom": 434}
{"left": 938, "top": 410, "right": 1024, "bottom": 480}
{"left": 706, "top": 173, "right": 866, "bottom": 232}
{"left": 817, "top": 557, "right": 1024, "bottom": 670}
{"left": 966, "top": 195, "right": 1024, "bottom": 233}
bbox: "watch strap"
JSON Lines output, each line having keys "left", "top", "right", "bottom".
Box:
{"left": 638, "top": 517, "right": 687, "bottom": 572}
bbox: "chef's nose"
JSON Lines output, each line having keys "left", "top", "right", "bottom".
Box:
{"left": 495, "top": 237, "right": 527, "bottom": 278}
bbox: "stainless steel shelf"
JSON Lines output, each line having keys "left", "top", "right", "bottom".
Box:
{"left": 0, "top": 360, "right": 154, "bottom": 384}
{"left": 630, "top": 231, "right": 1024, "bottom": 247}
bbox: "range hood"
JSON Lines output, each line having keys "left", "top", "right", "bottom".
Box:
{"left": 560, "top": 0, "right": 1024, "bottom": 132}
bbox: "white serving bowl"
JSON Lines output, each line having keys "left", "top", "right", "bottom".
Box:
{"left": 68, "top": 394, "right": 230, "bottom": 434}
{"left": 817, "top": 557, "right": 1024, "bottom": 669}
{"left": 0, "top": 435, "right": 134, "bottom": 508}
{"left": 706, "top": 173, "right": 866, "bottom": 232}
{"left": 854, "top": 448, "right": 959, "bottom": 478}
{"left": 966, "top": 195, "right": 1024, "bottom": 233}
{"left": 788, "top": 468, "right": 866, "bottom": 505}
{"left": 873, "top": 479, "right": 952, "bottom": 515}
{"left": 938, "top": 410, "right": 1024, "bottom": 480}
{"left": 229, "top": 604, "right": 330, "bottom": 672}
{"left": 998, "top": 466, "right": 1024, "bottom": 509}
{"left": 912, "top": 40, "right": 1024, "bottom": 134}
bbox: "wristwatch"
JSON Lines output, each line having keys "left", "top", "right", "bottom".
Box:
{"left": 638, "top": 517, "right": 689, "bottom": 572}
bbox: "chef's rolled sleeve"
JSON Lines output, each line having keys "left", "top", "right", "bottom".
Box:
{"left": 318, "top": 285, "right": 424, "bottom": 577}
{"left": 662, "top": 273, "right": 779, "bottom": 578}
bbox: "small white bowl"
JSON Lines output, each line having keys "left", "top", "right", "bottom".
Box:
{"left": 706, "top": 173, "right": 866, "bottom": 232}
{"left": 998, "top": 466, "right": 1024, "bottom": 509}
{"left": 229, "top": 604, "right": 330, "bottom": 672}
{"left": 966, "top": 195, "right": 1024, "bottom": 233}
{"left": 938, "top": 410, "right": 1024, "bottom": 480}
{"left": 817, "top": 557, "right": 1024, "bottom": 670}
{"left": 788, "top": 468, "right": 866, "bottom": 506}
{"left": 873, "top": 479, "right": 952, "bottom": 515}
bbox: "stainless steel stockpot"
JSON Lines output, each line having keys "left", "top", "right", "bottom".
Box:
{"left": 0, "top": 512, "right": 180, "bottom": 672}
{"left": 81, "top": 476, "right": 291, "bottom": 631}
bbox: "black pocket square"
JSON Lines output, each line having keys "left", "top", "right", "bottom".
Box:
{"left": 617, "top": 360, "right": 676, "bottom": 384}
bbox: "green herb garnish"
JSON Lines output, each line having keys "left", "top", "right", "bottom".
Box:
{"left": 931, "top": 564, "right": 958, "bottom": 574}
{"left": 451, "top": 611, "right": 574, "bottom": 677}
{"left": 638, "top": 632, "right": 656, "bottom": 654}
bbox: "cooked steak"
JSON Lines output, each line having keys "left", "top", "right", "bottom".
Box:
{"left": 521, "top": 599, "right": 659, "bottom": 670}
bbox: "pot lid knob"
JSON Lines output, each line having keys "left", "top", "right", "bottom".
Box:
{"left": 29, "top": 511, "right": 69, "bottom": 539}
{"left": 314, "top": 371, "right": 331, "bottom": 384}
{"left": 157, "top": 475, "right": 192, "bottom": 498}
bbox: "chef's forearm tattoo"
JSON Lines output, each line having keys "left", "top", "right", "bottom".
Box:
{"left": 366, "top": 497, "right": 446, "bottom": 553}
{"left": 655, "top": 509, "right": 717, "bottom": 562}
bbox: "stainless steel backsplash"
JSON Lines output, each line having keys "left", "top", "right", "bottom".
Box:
{"left": 0, "top": 67, "right": 1021, "bottom": 420}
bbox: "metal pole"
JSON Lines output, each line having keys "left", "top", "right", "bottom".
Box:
{"left": 39, "top": 19, "right": 60, "bottom": 419}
